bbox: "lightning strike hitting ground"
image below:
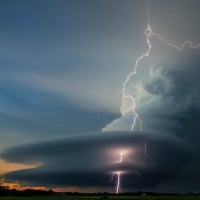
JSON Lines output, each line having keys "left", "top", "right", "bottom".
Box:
{"left": 113, "top": 150, "right": 138, "bottom": 193}
{"left": 113, "top": 151, "right": 125, "bottom": 193}
{"left": 116, "top": 171, "right": 121, "bottom": 194}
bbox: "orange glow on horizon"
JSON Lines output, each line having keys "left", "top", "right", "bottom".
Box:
{"left": 0, "top": 159, "right": 47, "bottom": 191}
{"left": 0, "top": 179, "right": 111, "bottom": 193}
{"left": 0, "top": 159, "right": 40, "bottom": 175}
{"left": 1, "top": 180, "right": 48, "bottom": 191}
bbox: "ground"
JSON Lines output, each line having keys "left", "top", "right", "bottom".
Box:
{"left": 0, "top": 195, "right": 200, "bottom": 200}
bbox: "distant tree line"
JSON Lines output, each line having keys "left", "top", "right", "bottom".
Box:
{"left": 0, "top": 186, "right": 200, "bottom": 197}
{"left": 0, "top": 186, "right": 54, "bottom": 196}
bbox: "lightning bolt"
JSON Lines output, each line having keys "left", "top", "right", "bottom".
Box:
{"left": 121, "top": 0, "right": 200, "bottom": 131}
{"left": 116, "top": 171, "right": 121, "bottom": 194}
{"left": 152, "top": 32, "right": 200, "bottom": 50}
{"left": 112, "top": 151, "right": 125, "bottom": 193}
{"left": 119, "top": 151, "right": 124, "bottom": 162}
{"left": 113, "top": 151, "right": 137, "bottom": 193}
{"left": 121, "top": 3, "right": 152, "bottom": 131}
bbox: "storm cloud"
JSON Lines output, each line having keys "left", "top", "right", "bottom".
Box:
{"left": 0, "top": 0, "right": 200, "bottom": 193}
{"left": 1, "top": 131, "right": 191, "bottom": 191}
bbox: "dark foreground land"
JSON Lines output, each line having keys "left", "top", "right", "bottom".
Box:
{"left": 0, "top": 195, "right": 200, "bottom": 200}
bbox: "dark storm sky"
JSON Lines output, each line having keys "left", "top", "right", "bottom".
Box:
{"left": 0, "top": 0, "right": 200, "bottom": 193}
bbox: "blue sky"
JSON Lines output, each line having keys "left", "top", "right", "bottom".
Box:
{"left": 0, "top": 0, "right": 150, "bottom": 146}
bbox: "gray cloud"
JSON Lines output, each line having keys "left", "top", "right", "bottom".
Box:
{"left": 145, "top": 48, "right": 200, "bottom": 112}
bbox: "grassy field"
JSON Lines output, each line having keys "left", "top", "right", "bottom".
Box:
{"left": 0, "top": 195, "right": 200, "bottom": 200}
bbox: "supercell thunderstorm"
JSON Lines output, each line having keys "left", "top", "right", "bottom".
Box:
{"left": 2, "top": 0, "right": 200, "bottom": 193}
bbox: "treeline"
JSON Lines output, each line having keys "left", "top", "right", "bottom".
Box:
{"left": 0, "top": 186, "right": 199, "bottom": 197}
{"left": 0, "top": 186, "right": 54, "bottom": 196}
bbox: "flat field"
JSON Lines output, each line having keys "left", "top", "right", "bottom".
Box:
{"left": 0, "top": 195, "right": 200, "bottom": 200}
